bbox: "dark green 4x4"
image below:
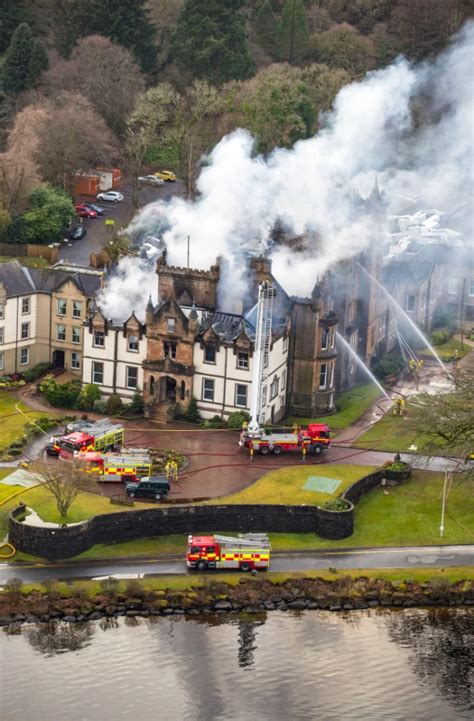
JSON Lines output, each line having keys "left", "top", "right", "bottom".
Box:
{"left": 126, "top": 476, "right": 170, "bottom": 501}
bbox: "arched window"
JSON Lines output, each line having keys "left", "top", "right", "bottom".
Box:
{"left": 180, "top": 381, "right": 185, "bottom": 400}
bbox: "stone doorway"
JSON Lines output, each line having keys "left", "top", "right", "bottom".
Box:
{"left": 159, "top": 375, "right": 177, "bottom": 402}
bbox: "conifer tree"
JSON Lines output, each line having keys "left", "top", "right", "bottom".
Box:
{"left": 27, "top": 38, "right": 50, "bottom": 88}
{"left": 277, "top": 0, "right": 309, "bottom": 64}
{"left": 3, "top": 23, "right": 34, "bottom": 94}
{"left": 171, "top": 0, "right": 255, "bottom": 84}
{"left": 254, "top": 0, "right": 278, "bottom": 56}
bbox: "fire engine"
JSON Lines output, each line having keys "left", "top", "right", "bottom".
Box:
{"left": 75, "top": 450, "right": 152, "bottom": 483}
{"left": 240, "top": 423, "right": 331, "bottom": 456}
{"left": 187, "top": 534, "right": 271, "bottom": 571}
{"left": 54, "top": 420, "right": 124, "bottom": 459}
{"left": 239, "top": 281, "right": 331, "bottom": 457}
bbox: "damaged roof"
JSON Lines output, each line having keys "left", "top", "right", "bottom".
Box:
{"left": 198, "top": 311, "right": 254, "bottom": 343}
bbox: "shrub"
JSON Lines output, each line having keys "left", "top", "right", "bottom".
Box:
{"left": 203, "top": 414, "right": 227, "bottom": 428}
{"left": 77, "top": 383, "right": 101, "bottom": 411}
{"left": 383, "top": 460, "right": 410, "bottom": 472}
{"left": 129, "top": 388, "right": 144, "bottom": 415}
{"left": 323, "top": 498, "right": 350, "bottom": 512}
{"left": 93, "top": 399, "right": 108, "bottom": 414}
{"left": 106, "top": 394, "right": 123, "bottom": 415}
{"left": 228, "top": 411, "right": 250, "bottom": 429}
{"left": 23, "top": 362, "right": 53, "bottom": 383}
{"left": 169, "top": 402, "right": 184, "bottom": 420}
{"left": 39, "top": 375, "right": 81, "bottom": 408}
{"left": 185, "top": 396, "right": 201, "bottom": 423}
{"left": 430, "top": 328, "right": 451, "bottom": 346}
{"left": 372, "top": 352, "right": 405, "bottom": 380}
{"left": 100, "top": 577, "right": 119, "bottom": 598}
{"left": 4, "top": 577, "right": 23, "bottom": 598}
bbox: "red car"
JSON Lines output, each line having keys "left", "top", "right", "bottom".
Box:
{"left": 75, "top": 204, "right": 97, "bottom": 218}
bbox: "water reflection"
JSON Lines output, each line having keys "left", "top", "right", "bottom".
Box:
{"left": 25, "top": 620, "right": 94, "bottom": 656}
{"left": 386, "top": 608, "right": 473, "bottom": 710}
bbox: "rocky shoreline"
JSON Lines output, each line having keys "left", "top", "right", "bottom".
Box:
{"left": 1, "top": 575, "right": 473, "bottom": 626}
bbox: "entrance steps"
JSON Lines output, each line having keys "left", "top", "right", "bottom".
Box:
{"left": 149, "top": 401, "right": 171, "bottom": 424}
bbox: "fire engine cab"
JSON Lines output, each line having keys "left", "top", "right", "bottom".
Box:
{"left": 54, "top": 421, "right": 124, "bottom": 459}
{"left": 240, "top": 423, "right": 331, "bottom": 456}
{"left": 75, "top": 450, "right": 152, "bottom": 483}
{"left": 187, "top": 534, "right": 271, "bottom": 571}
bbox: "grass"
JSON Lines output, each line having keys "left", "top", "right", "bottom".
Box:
{"left": 285, "top": 383, "right": 382, "bottom": 431}
{"left": 0, "top": 483, "right": 23, "bottom": 505}
{"left": 420, "top": 337, "right": 471, "bottom": 361}
{"left": 17, "top": 566, "right": 474, "bottom": 597}
{"left": 0, "top": 256, "right": 50, "bottom": 269}
{"left": 58, "top": 469, "right": 474, "bottom": 561}
{"left": 0, "top": 391, "right": 58, "bottom": 454}
{"left": 206, "top": 463, "right": 374, "bottom": 506}
{"left": 353, "top": 411, "right": 432, "bottom": 452}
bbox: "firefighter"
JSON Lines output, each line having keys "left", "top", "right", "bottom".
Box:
{"left": 393, "top": 398, "right": 405, "bottom": 416}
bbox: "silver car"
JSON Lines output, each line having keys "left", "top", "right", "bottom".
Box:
{"left": 96, "top": 191, "right": 124, "bottom": 202}
{"left": 138, "top": 175, "right": 165, "bottom": 186}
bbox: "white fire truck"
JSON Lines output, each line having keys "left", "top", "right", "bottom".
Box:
{"left": 186, "top": 533, "right": 271, "bottom": 571}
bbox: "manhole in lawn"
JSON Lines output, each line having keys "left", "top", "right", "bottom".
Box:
{"left": 303, "top": 476, "right": 341, "bottom": 494}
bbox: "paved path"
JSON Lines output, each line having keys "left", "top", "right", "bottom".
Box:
{"left": 1, "top": 545, "right": 472, "bottom": 584}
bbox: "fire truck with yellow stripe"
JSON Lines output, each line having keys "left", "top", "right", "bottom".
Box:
{"left": 75, "top": 450, "right": 152, "bottom": 483}
{"left": 187, "top": 534, "right": 271, "bottom": 572}
{"left": 52, "top": 421, "right": 125, "bottom": 459}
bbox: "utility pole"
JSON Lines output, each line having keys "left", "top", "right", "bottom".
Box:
{"left": 460, "top": 278, "right": 466, "bottom": 349}
{"left": 439, "top": 471, "right": 451, "bottom": 538}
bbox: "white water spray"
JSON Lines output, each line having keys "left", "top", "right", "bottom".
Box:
{"left": 336, "top": 331, "right": 390, "bottom": 400}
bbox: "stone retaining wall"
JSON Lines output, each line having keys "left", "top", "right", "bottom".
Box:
{"left": 9, "top": 467, "right": 410, "bottom": 560}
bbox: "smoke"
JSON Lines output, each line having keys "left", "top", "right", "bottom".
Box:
{"left": 100, "top": 22, "right": 473, "bottom": 320}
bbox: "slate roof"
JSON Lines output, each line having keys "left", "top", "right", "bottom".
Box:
{"left": 198, "top": 311, "right": 253, "bottom": 342}
{"left": 0, "top": 261, "right": 101, "bottom": 298}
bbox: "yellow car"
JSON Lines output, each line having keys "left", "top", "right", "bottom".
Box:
{"left": 154, "top": 170, "right": 176, "bottom": 182}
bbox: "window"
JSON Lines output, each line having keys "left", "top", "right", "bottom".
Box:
{"left": 164, "top": 341, "right": 177, "bottom": 359}
{"left": 93, "top": 331, "right": 104, "bottom": 347}
{"left": 237, "top": 351, "right": 249, "bottom": 369}
{"left": 0, "top": 352, "right": 3, "bottom": 371}
{"left": 469, "top": 280, "right": 474, "bottom": 297}
{"left": 0, "top": 303, "right": 3, "bottom": 319}
{"left": 235, "top": 383, "right": 248, "bottom": 408}
{"left": 57, "top": 299, "right": 67, "bottom": 316}
{"left": 261, "top": 385, "right": 267, "bottom": 407}
{"left": 283, "top": 336, "right": 288, "bottom": 353}
{"left": 21, "top": 322, "right": 29, "bottom": 340}
{"left": 167, "top": 318, "right": 176, "bottom": 332}
{"left": 202, "top": 378, "right": 215, "bottom": 402}
{"left": 21, "top": 297, "right": 30, "bottom": 314}
{"left": 406, "top": 295, "right": 416, "bottom": 312}
{"left": 56, "top": 324, "right": 66, "bottom": 342}
{"left": 20, "top": 347, "right": 29, "bottom": 366}
{"left": 330, "top": 327, "right": 336, "bottom": 349}
{"left": 448, "top": 278, "right": 458, "bottom": 295}
{"left": 281, "top": 370, "right": 286, "bottom": 391}
{"left": 204, "top": 345, "right": 216, "bottom": 364}
{"left": 319, "top": 363, "right": 327, "bottom": 389}
{"left": 71, "top": 352, "right": 80, "bottom": 370}
{"left": 72, "top": 300, "right": 82, "bottom": 318}
{"left": 72, "top": 326, "right": 81, "bottom": 344}
{"left": 128, "top": 335, "right": 139, "bottom": 352}
{"left": 270, "top": 375, "right": 279, "bottom": 400}
{"left": 92, "top": 362, "right": 103, "bottom": 384}
{"left": 0, "top": 328, "right": 3, "bottom": 344}
{"left": 329, "top": 363, "right": 334, "bottom": 389}
{"left": 321, "top": 328, "right": 329, "bottom": 350}
{"left": 126, "top": 366, "right": 138, "bottom": 389}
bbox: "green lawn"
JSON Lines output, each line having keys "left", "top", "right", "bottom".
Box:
{"left": 206, "top": 463, "right": 374, "bottom": 506}
{"left": 0, "top": 483, "right": 23, "bottom": 505}
{"left": 420, "top": 337, "right": 471, "bottom": 361}
{"left": 0, "top": 256, "right": 50, "bottom": 268}
{"left": 285, "top": 383, "right": 383, "bottom": 431}
{"left": 0, "top": 391, "right": 58, "bottom": 454}
{"left": 353, "top": 411, "right": 432, "bottom": 452}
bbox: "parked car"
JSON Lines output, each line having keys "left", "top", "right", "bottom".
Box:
{"left": 97, "top": 191, "right": 124, "bottom": 202}
{"left": 154, "top": 170, "right": 176, "bottom": 182}
{"left": 45, "top": 438, "right": 59, "bottom": 456}
{"left": 126, "top": 476, "right": 170, "bottom": 501}
{"left": 138, "top": 175, "right": 165, "bottom": 186}
{"left": 69, "top": 225, "right": 87, "bottom": 240}
{"left": 75, "top": 203, "right": 97, "bottom": 218}
{"left": 84, "top": 202, "right": 105, "bottom": 215}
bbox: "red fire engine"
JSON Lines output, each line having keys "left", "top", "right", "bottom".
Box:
{"left": 75, "top": 451, "right": 152, "bottom": 483}
{"left": 240, "top": 423, "right": 331, "bottom": 456}
{"left": 53, "top": 421, "right": 125, "bottom": 459}
{"left": 187, "top": 534, "right": 271, "bottom": 571}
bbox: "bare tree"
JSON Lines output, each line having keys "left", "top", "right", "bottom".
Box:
{"left": 42, "top": 35, "right": 145, "bottom": 135}
{"left": 33, "top": 460, "right": 100, "bottom": 519}
{"left": 0, "top": 105, "right": 44, "bottom": 213}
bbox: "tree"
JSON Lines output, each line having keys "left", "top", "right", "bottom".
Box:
{"left": 406, "top": 368, "right": 474, "bottom": 466}
{"left": 0, "top": 0, "right": 31, "bottom": 53}
{"left": 129, "top": 387, "right": 144, "bottom": 415}
{"left": 33, "top": 94, "right": 116, "bottom": 193}
{"left": 277, "top": 0, "right": 309, "bottom": 64}
{"left": 26, "top": 37, "right": 50, "bottom": 88}
{"left": 77, "top": 383, "right": 101, "bottom": 411}
{"left": 254, "top": 0, "right": 278, "bottom": 56}
{"left": 3, "top": 23, "right": 35, "bottom": 93}
{"left": 307, "top": 23, "right": 374, "bottom": 76}
{"left": 53, "top": 0, "right": 157, "bottom": 74}
{"left": 171, "top": 0, "right": 255, "bottom": 84}
{"left": 12, "top": 184, "right": 74, "bottom": 245}
{"left": 32, "top": 460, "right": 99, "bottom": 519}
{"left": 43, "top": 35, "right": 145, "bottom": 134}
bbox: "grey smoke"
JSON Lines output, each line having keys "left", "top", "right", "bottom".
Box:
{"left": 98, "top": 22, "right": 474, "bottom": 321}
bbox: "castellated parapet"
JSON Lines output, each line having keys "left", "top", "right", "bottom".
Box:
{"left": 157, "top": 255, "right": 219, "bottom": 309}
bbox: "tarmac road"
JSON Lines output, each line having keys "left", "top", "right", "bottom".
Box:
{"left": 1, "top": 545, "right": 472, "bottom": 584}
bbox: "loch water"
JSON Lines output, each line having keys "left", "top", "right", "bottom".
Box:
{"left": 1, "top": 608, "right": 472, "bottom": 721}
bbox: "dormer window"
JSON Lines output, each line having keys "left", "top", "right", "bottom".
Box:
{"left": 93, "top": 330, "right": 105, "bottom": 347}
{"left": 237, "top": 351, "right": 249, "bottom": 370}
{"left": 128, "top": 335, "right": 139, "bottom": 352}
{"left": 204, "top": 345, "right": 216, "bottom": 364}
{"left": 167, "top": 318, "right": 176, "bottom": 332}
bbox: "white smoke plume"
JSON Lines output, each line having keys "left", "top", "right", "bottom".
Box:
{"left": 99, "top": 22, "right": 474, "bottom": 321}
